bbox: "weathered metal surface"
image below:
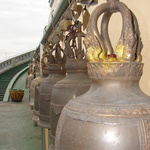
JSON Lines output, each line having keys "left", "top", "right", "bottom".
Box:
{"left": 29, "top": 75, "right": 43, "bottom": 109}
{"left": 50, "top": 59, "right": 91, "bottom": 150}
{"left": 29, "top": 54, "right": 40, "bottom": 108}
{"left": 55, "top": 62, "right": 150, "bottom": 150}
{"left": 54, "top": 0, "right": 150, "bottom": 150}
{"left": 49, "top": 21, "right": 91, "bottom": 150}
{"left": 29, "top": 52, "right": 48, "bottom": 109}
{"left": 38, "top": 72, "right": 65, "bottom": 129}
{"left": 38, "top": 42, "right": 66, "bottom": 129}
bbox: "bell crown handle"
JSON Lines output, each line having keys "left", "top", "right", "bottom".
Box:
{"left": 49, "top": 43, "right": 66, "bottom": 65}
{"left": 64, "top": 21, "right": 85, "bottom": 59}
{"left": 84, "top": 0, "right": 143, "bottom": 62}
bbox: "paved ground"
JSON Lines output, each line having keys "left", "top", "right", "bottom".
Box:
{"left": 0, "top": 100, "right": 42, "bottom": 150}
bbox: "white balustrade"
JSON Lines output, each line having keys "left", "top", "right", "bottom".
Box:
{"left": 0, "top": 50, "right": 35, "bottom": 74}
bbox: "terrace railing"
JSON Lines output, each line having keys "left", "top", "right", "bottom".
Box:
{"left": 0, "top": 50, "right": 35, "bottom": 74}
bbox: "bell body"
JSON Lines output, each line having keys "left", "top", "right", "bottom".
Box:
{"left": 32, "top": 72, "right": 48, "bottom": 125}
{"left": 55, "top": 62, "right": 150, "bottom": 150}
{"left": 26, "top": 73, "right": 34, "bottom": 89}
{"left": 29, "top": 74, "right": 43, "bottom": 109}
{"left": 32, "top": 86, "right": 40, "bottom": 125}
{"left": 38, "top": 68, "right": 66, "bottom": 129}
{"left": 32, "top": 75, "right": 48, "bottom": 125}
{"left": 50, "top": 59, "right": 91, "bottom": 150}
{"left": 32, "top": 69, "right": 49, "bottom": 124}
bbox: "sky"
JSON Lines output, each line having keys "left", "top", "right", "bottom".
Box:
{"left": 0, "top": 0, "right": 50, "bottom": 61}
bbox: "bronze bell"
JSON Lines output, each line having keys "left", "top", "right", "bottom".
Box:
{"left": 29, "top": 72, "right": 43, "bottom": 110}
{"left": 50, "top": 21, "right": 91, "bottom": 150}
{"left": 32, "top": 53, "right": 49, "bottom": 125}
{"left": 29, "top": 55, "right": 43, "bottom": 110}
{"left": 38, "top": 43, "right": 66, "bottom": 129}
{"left": 54, "top": 1, "right": 150, "bottom": 150}
{"left": 32, "top": 86, "right": 40, "bottom": 125}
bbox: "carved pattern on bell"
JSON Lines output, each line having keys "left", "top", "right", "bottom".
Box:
{"left": 41, "top": 94, "right": 51, "bottom": 102}
{"left": 140, "top": 117, "right": 150, "bottom": 150}
{"left": 51, "top": 103, "right": 64, "bottom": 115}
{"left": 87, "top": 62, "right": 143, "bottom": 80}
{"left": 66, "top": 100, "right": 150, "bottom": 116}
{"left": 55, "top": 107, "right": 148, "bottom": 150}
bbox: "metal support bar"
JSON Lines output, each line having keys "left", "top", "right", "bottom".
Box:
{"left": 41, "top": 127, "right": 49, "bottom": 150}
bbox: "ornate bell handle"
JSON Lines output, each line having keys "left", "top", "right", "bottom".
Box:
{"left": 101, "top": 11, "right": 113, "bottom": 55}
{"left": 65, "top": 21, "right": 85, "bottom": 59}
{"left": 49, "top": 43, "right": 66, "bottom": 65}
{"left": 84, "top": 0, "right": 143, "bottom": 62}
{"left": 65, "top": 31, "right": 85, "bottom": 59}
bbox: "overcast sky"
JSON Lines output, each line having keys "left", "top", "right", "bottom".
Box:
{"left": 0, "top": 0, "right": 50, "bottom": 61}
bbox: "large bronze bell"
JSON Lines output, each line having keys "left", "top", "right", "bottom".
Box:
{"left": 54, "top": 0, "right": 150, "bottom": 150}
{"left": 29, "top": 55, "right": 43, "bottom": 110}
{"left": 32, "top": 86, "right": 40, "bottom": 125}
{"left": 38, "top": 43, "right": 66, "bottom": 129}
{"left": 55, "top": 62, "right": 150, "bottom": 150}
{"left": 29, "top": 73, "right": 43, "bottom": 109}
{"left": 50, "top": 21, "right": 91, "bottom": 150}
{"left": 32, "top": 52, "right": 49, "bottom": 125}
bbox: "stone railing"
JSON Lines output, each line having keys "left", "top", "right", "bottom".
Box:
{"left": 0, "top": 50, "right": 35, "bottom": 74}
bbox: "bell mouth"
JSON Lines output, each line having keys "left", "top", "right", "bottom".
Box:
{"left": 65, "top": 59, "right": 88, "bottom": 73}
{"left": 87, "top": 62, "right": 143, "bottom": 80}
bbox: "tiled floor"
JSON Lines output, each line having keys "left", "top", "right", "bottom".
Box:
{"left": 0, "top": 100, "right": 42, "bottom": 150}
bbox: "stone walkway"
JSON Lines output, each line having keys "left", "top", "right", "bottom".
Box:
{"left": 0, "top": 100, "right": 42, "bottom": 150}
